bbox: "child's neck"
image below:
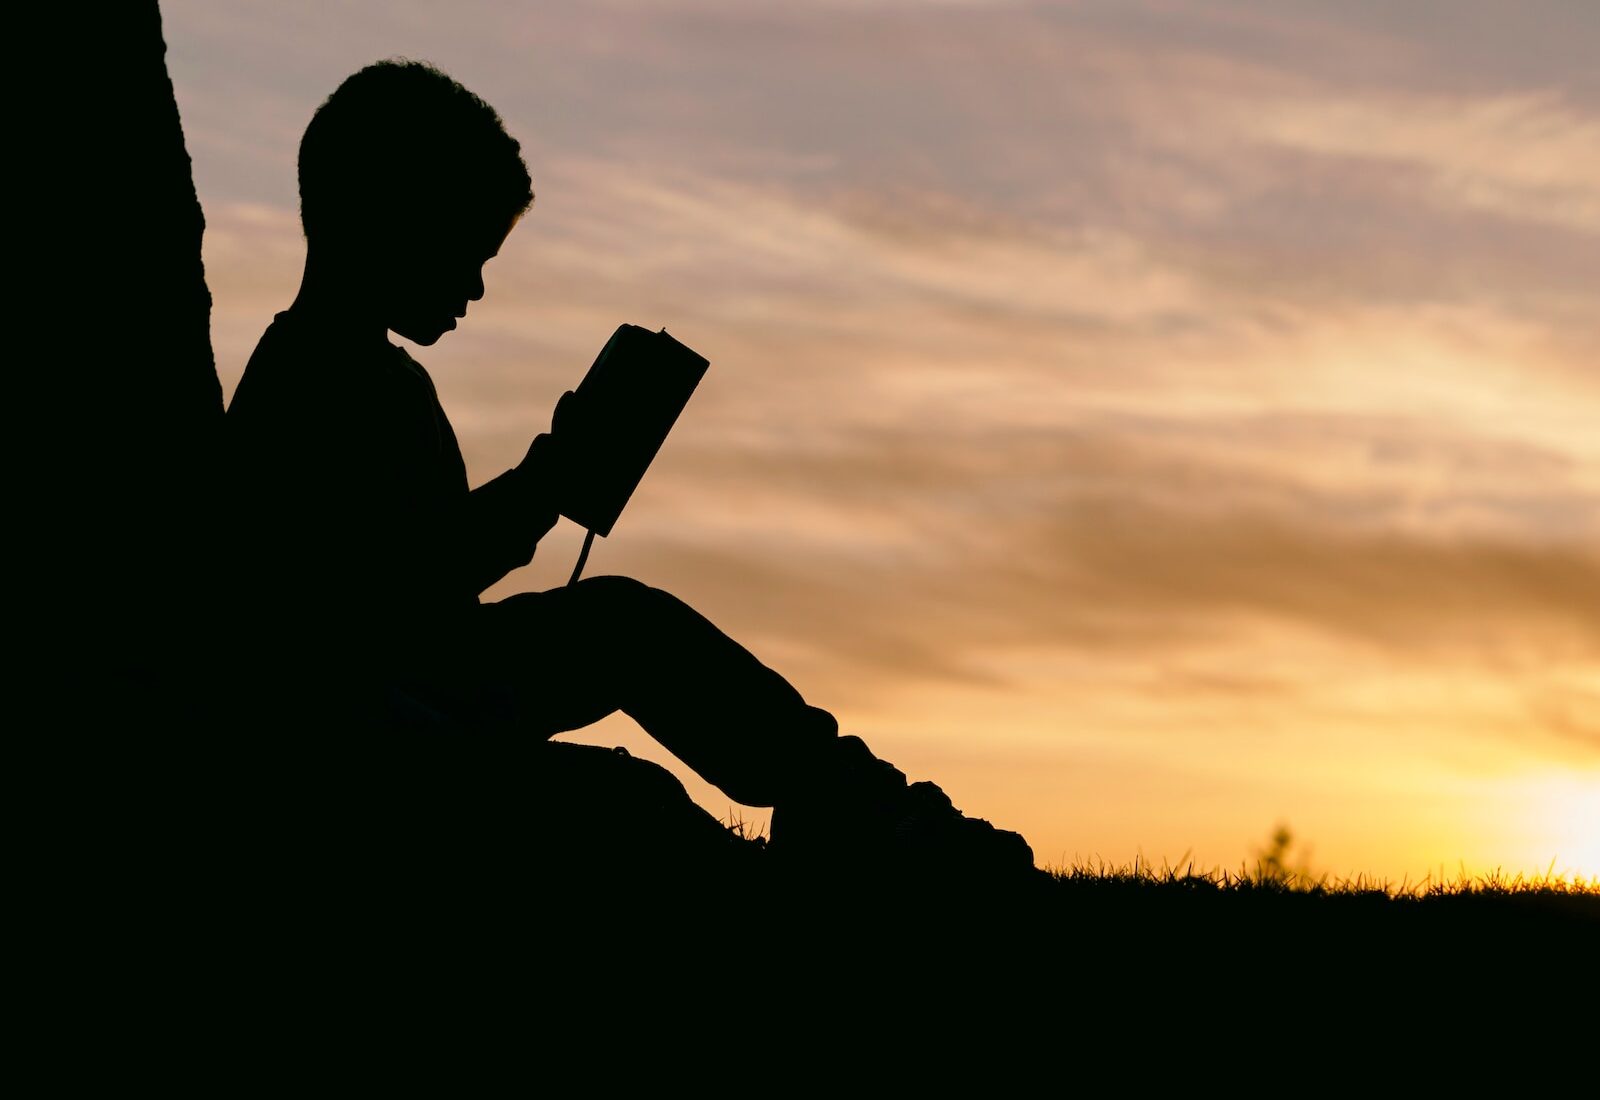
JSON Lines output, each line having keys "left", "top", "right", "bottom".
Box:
{"left": 288, "top": 250, "right": 390, "bottom": 346}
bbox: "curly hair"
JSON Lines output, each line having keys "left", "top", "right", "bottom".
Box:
{"left": 298, "top": 59, "right": 534, "bottom": 244}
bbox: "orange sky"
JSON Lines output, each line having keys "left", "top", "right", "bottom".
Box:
{"left": 163, "top": 0, "right": 1598, "bottom": 880}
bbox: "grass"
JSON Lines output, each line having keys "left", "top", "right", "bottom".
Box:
{"left": 725, "top": 812, "right": 1599, "bottom": 905}
{"left": 699, "top": 816, "right": 1599, "bottom": 969}
{"left": 1045, "top": 852, "right": 1600, "bottom": 901}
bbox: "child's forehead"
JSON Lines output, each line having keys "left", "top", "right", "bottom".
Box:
{"left": 467, "top": 209, "right": 520, "bottom": 257}
{"left": 408, "top": 206, "right": 520, "bottom": 257}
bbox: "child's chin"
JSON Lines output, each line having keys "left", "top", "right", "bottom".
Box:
{"left": 391, "top": 322, "right": 451, "bottom": 346}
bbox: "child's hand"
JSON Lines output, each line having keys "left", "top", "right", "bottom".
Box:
{"left": 517, "top": 390, "right": 585, "bottom": 526}
{"left": 550, "top": 388, "right": 587, "bottom": 441}
{"left": 517, "top": 432, "right": 562, "bottom": 540}
{"left": 520, "top": 391, "right": 579, "bottom": 473}
{"left": 516, "top": 389, "right": 591, "bottom": 532}
{"left": 519, "top": 431, "right": 561, "bottom": 487}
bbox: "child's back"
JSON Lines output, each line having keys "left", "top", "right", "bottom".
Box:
{"left": 229, "top": 309, "right": 485, "bottom": 640}
{"left": 226, "top": 305, "right": 550, "bottom": 724}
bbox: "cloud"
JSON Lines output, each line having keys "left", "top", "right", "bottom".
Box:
{"left": 533, "top": 407, "right": 1600, "bottom": 757}
{"left": 1235, "top": 91, "right": 1600, "bottom": 233}
{"left": 1522, "top": 677, "right": 1600, "bottom": 750}
{"left": 198, "top": 155, "right": 1600, "bottom": 724}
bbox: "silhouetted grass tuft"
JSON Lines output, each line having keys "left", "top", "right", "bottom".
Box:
{"left": 1044, "top": 853, "right": 1599, "bottom": 900}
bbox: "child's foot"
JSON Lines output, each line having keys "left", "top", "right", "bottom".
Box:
{"left": 769, "top": 735, "right": 1037, "bottom": 880}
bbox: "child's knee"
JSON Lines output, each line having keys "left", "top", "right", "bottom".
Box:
{"left": 568, "top": 574, "right": 711, "bottom": 654}
{"left": 573, "top": 574, "right": 677, "bottom": 617}
{"left": 575, "top": 573, "right": 650, "bottom": 602}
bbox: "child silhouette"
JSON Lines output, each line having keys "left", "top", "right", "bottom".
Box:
{"left": 224, "top": 59, "right": 1032, "bottom": 873}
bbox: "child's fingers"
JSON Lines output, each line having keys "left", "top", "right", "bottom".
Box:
{"left": 552, "top": 389, "right": 578, "bottom": 434}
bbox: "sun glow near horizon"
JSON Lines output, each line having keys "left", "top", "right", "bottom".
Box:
{"left": 1516, "top": 772, "right": 1600, "bottom": 881}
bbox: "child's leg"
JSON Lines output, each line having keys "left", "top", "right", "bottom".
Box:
{"left": 467, "top": 574, "right": 1036, "bottom": 876}
{"left": 474, "top": 574, "right": 842, "bottom": 807}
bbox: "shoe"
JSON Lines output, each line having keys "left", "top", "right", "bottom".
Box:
{"left": 891, "top": 780, "right": 1036, "bottom": 877}
{"left": 769, "top": 735, "right": 1036, "bottom": 881}
{"left": 768, "top": 735, "right": 905, "bottom": 852}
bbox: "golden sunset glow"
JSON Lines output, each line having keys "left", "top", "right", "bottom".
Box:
{"left": 166, "top": 0, "right": 1599, "bottom": 881}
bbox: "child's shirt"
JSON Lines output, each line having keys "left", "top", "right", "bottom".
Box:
{"left": 225, "top": 308, "right": 545, "bottom": 666}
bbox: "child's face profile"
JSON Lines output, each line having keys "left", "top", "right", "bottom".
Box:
{"left": 376, "top": 209, "right": 519, "bottom": 347}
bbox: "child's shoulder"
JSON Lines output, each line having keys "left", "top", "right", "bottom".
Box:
{"left": 228, "top": 310, "right": 456, "bottom": 477}
{"left": 231, "top": 311, "right": 435, "bottom": 415}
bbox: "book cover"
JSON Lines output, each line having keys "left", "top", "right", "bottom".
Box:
{"left": 557, "top": 324, "right": 710, "bottom": 538}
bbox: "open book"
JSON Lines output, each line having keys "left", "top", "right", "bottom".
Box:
{"left": 557, "top": 323, "right": 710, "bottom": 538}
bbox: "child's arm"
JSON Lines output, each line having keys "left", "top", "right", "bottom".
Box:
{"left": 456, "top": 439, "right": 560, "bottom": 594}
{"left": 454, "top": 391, "right": 578, "bottom": 595}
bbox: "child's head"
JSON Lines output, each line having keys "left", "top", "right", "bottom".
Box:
{"left": 299, "top": 59, "right": 533, "bottom": 344}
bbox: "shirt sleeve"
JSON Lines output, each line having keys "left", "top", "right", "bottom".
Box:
{"left": 456, "top": 462, "right": 556, "bottom": 596}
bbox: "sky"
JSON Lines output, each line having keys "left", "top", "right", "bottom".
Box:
{"left": 162, "top": 0, "right": 1599, "bottom": 881}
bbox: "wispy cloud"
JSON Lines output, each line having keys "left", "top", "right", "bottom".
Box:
{"left": 1237, "top": 91, "right": 1600, "bottom": 232}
